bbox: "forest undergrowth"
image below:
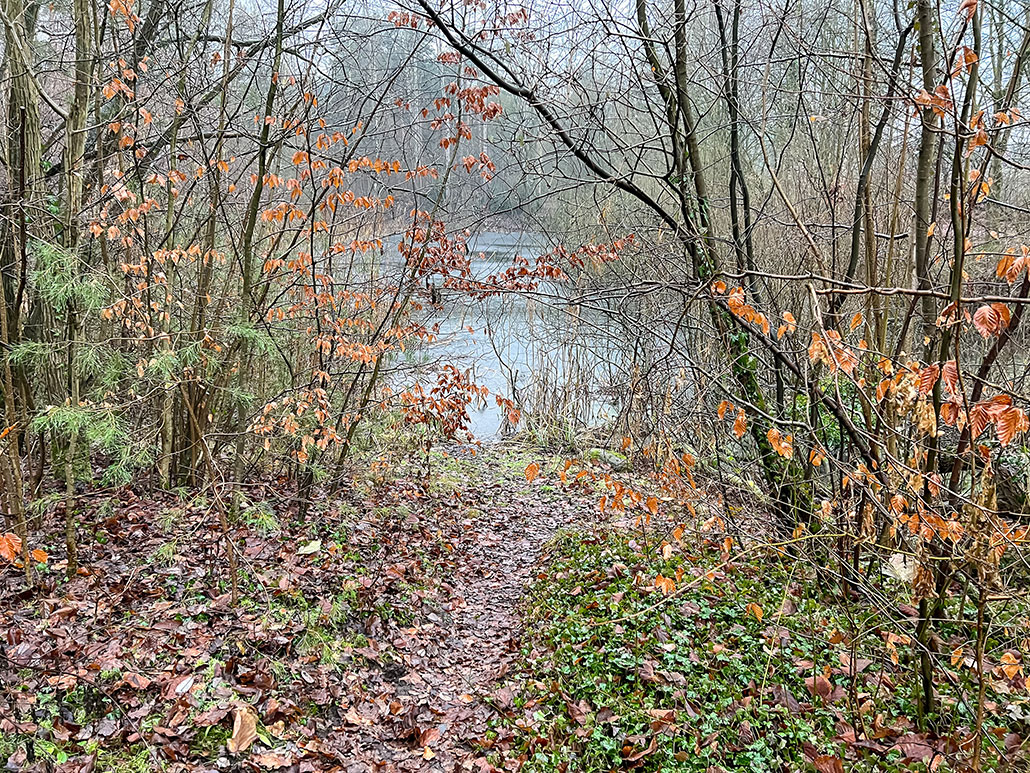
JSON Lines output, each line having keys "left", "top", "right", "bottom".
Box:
{"left": 0, "top": 444, "right": 593, "bottom": 772}
{"left": 3, "top": 443, "right": 1030, "bottom": 772}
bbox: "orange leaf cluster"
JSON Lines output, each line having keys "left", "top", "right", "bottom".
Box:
{"left": 897, "top": 507, "right": 964, "bottom": 543}
{"left": 940, "top": 394, "right": 1029, "bottom": 445}
{"left": 720, "top": 285, "right": 771, "bottom": 336}
{"left": 386, "top": 10, "right": 423, "bottom": 27}
{"left": 914, "top": 85, "right": 953, "bottom": 118}
{"left": 808, "top": 331, "right": 858, "bottom": 374}
{"left": 766, "top": 427, "right": 794, "bottom": 459}
{"left": 777, "top": 311, "right": 797, "bottom": 339}
{"left": 995, "top": 246, "right": 1030, "bottom": 283}
{"left": 714, "top": 400, "right": 747, "bottom": 438}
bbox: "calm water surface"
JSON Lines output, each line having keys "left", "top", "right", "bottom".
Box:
{"left": 412, "top": 232, "right": 615, "bottom": 438}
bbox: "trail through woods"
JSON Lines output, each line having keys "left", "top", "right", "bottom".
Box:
{"left": 362, "top": 453, "right": 599, "bottom": 771}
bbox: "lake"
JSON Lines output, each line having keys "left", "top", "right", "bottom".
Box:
{"left": 412, "top": 231, "right": 617, "bottom": 438}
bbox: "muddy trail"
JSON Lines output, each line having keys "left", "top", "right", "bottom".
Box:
{"left": 361, "top": 452, "right": 600, "bottom": 772}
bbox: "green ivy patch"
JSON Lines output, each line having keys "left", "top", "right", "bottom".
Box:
{"left": 499, "top": 530, "right": 978, "bottom": 773}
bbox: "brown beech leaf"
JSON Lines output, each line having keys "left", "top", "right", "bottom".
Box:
{"left": 942, "top": 359, "right": 959, "bottom": 396}
{"left": 918, "top": 364, "right": 939, "bottom": 396}
{"left": 733, "top": 409, "right": 747, "bottom": 439}
{"left": 227, "top": 706, "right": 258, "bottom": 754}
{"left": 766, "top": 427, "right": 793, "bottom": 458}
{"left": 997, "top": 407, "right": 1028, "bottom": 446}
{"left": 193, "top": 704, "right": 231, "bottom": 727}
{"left": 0, "top": 532, "right": 22, "bottom": 562}
{"left": 894, "top": 733, "right": 934, "bottom": 762}
{"left": 973, "top": 304, "right": 998, "bottom": 337}
{"left": 251, "top": 752, "right": 294, "bottom": 770}
{"left": 805, "top": 675, "right": 834, "bottom": 700}
{"left": 623, "top": 735, "right": 658, "bottom": 762}
{"left": 970, "top": 404, "right": 990, "bottom": 439}
{"left": 972, "top": 303, "right": 1010, "bottom": 338}
{"left": 121, "top": 672, "right": 150, "bottom": 690}
{"left": 814, "top": 756, "right": 844, "bottom": 773}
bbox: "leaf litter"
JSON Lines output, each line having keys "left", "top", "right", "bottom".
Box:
{"left": 0, "top": 448, "right": 598, "bottom": 772}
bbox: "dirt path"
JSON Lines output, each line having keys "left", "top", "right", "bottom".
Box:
{"left": 360, "top": 454, "right": 595, "bottom": 772}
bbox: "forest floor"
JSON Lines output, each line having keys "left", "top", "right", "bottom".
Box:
{"left": 2, "top": 443, "right": 1029, "bottom": 772}
{"left": 0, "top": 444, "right": 607, "bottom": 773}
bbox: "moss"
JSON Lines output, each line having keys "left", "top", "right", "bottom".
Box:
{"left": 586, "top": 448, "right": 630, "bottom": 471}
{"left": 190, "top": 723, "right": 233, "bottom": 758}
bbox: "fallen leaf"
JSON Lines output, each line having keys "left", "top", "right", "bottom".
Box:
{"left": 251, "top": 751, "right": 294, "bottom": 769}
{"left": 746, "top": 602, "right": 764, "bottom": 622}
{"left": 814, "top": 755, "right": 844, "bottom": 773}
{"left": 624, "top": 735, "right": 659, "bottom": 761}
{"left": 227, "top": 706, "right": 258, "bottom": 754}
{"left": 121, "top": 672, "right": 151, "bottom": 690}
{"left": 805, "top": 675, "right": 835, "bottom": 700}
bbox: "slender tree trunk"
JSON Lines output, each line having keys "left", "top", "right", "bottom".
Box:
{"left": 914, "top": 0, "right": 938, "bottom": 355}
{"left": 59, "top": 0, "right": 90, "bottom": 576}
{"left": 232, "top": 0, "right": 285, "bottom": 484}
{"left": 0, "top": 219, "right": 30, "bottom": 583}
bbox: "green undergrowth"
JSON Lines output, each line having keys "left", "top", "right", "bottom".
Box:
{"left": 506, "top": 530, "right": 835, "bottom": 771}
{"left": 501, "top": 529, "right": 1015, "bottom": 773}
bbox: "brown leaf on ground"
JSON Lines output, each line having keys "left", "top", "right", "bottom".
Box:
{"left": 893, "top": 733, "right": 934, "bottom": 762}
{"left": 193, "top": 705, "right": 231, "bottom": 727}
{"left": 227, "top": 706, "right": 258, "bottom": 754}
{"left": 492, "top": 685, "right": 514, "bottom": 712}
{"left": 251, "top": 751, "right": 295, "bottom": 769}
{"left": 120, "top": 672, "right": 150, "bottom": 690}
{"left": 813, "top": 755, "right": 844, "bottom": 773}
{"left": 805, "top": 675, "right": 833, "bottom": 699}
{"left": 623, "top": 735, "right": 658, "bottom": 761}
{"left": 805, "top": 675, "right": 844, "bottom": 702}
